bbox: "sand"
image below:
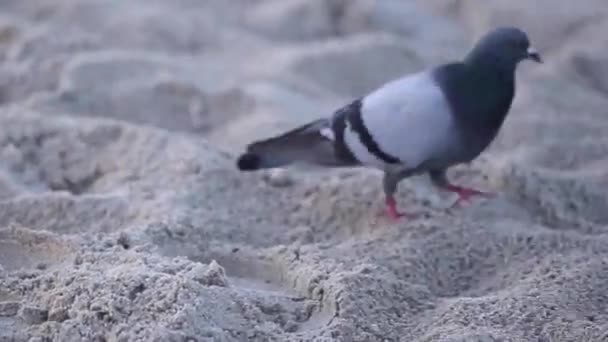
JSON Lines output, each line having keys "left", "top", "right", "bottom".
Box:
{"left": 0, "top": 0, "right": 607, "bottom": 341}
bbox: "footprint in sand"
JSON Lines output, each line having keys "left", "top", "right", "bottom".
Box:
{"left": 0, "top": 225, "right": 75, "bottom": 272}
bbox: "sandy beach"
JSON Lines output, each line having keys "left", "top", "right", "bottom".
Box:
{"left": 0, "top": 0, "right": 608, "bottom": 341}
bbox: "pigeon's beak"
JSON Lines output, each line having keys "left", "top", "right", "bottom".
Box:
{"left": 526, "top": 46, "right": 542, "bottom": 63}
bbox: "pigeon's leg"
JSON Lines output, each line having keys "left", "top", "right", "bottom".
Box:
{"left": 382, "top": 171, "right": 415, "bottom": 220}
{"left": 429, "top": 169, "right": 495, "bottom": 207}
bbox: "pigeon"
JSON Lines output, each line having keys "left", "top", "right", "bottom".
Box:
{"left": 236, "top": 27, "right": 542, "bottom": 220}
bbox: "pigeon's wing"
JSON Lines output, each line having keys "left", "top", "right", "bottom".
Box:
{"left": 236, "top": 116, "right": 360, "bottom": 171}
{"left": 341, "top": 70, "right": 461, "bottom": 171}
{"left": 236, "top": 68, "right": 461, "bottom": 173}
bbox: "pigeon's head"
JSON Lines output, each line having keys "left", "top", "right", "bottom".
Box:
{"left": 466, "top": 27, "right": 542, "bottom": 68}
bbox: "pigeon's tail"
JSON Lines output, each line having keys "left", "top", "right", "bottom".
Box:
{"left": 236, "top": 118, "right": 349, "bottom": 171}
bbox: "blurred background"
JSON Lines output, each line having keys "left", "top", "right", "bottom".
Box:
{"left": 1, "top": 0, "right": 606, "bottom": 152}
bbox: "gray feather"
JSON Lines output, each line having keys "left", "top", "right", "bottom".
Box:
{"left": 236, "top": 119, "right": 354, "bottom": 171}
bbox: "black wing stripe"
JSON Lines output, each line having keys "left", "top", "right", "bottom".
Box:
{"left": 331, "top": 101, "right": 359, "bottom": 164}
{"left": 343, "top": 99, "right": 401, "bottom": 164}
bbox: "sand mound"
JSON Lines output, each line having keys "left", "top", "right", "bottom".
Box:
{"left": 0, "top": 0, "right": 608, "bottom": 341}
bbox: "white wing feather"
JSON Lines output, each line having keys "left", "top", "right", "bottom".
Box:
{"left": 345, "top": 70, "right": 457, "bottom": 170}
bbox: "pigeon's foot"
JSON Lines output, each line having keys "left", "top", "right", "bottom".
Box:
{"left": 440, "top": 184, "right": 495, "bottom": 208}
{"left": 385, "top": 196, "right": 415, "bottom": 220}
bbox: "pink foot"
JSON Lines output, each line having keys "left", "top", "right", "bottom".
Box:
{"left": 441, "top": 184, "right": 495, "bottom": 208}
{"left": 385, "top": 196, "right": 415, "bottom": 220}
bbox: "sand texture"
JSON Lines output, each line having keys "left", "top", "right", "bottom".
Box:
{"left": 0, "top": 0, "right": 608, "bottom": 341}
